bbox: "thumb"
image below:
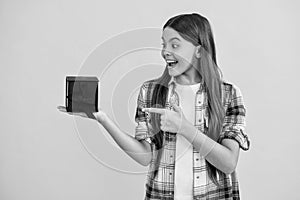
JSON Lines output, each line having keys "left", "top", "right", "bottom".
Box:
{"left": 171, "top": 102, "right": 181, "bottom": 113}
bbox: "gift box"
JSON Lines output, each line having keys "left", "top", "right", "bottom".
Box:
{"left": 65, "top": 76, "right": 99, "bottom": 114}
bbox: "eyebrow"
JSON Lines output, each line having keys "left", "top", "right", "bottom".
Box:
{"left": 161, "top": 37, "right": 181, "bottom": 42}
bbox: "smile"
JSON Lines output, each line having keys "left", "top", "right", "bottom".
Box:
{"left": 166, "top": 60, "right": 178, "bottom": 68}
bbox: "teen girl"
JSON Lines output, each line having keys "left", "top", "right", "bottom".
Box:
{"left": 59, "top": 13, "right": 250, "bottom": 200}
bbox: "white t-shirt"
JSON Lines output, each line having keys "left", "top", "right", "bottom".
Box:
{"left": 174, "top": 81, "right": 200, "bottom": 200}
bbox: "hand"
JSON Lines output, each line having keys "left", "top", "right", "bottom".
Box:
{"left": 142, "top": 102, "right": 187, "bottom": 134}
{"left": 92, "top": 110, "right": 107, "bottom": 123}
{"left": 57, "top": 106, "right": 106, "bottom": 122}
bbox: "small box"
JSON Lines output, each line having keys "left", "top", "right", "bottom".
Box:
{"left": 65, "top": 76, "right": 99, "bottom": 114}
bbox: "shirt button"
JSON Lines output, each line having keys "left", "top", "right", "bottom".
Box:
{"left": 197, "top": 176, "right": 199, "bottom": 179}
{"left": 169, "top": 173, "right": 172, "bottom": 175}
{"left": 196, "top": 158, "right": 199, "bottom": 161}
{"left": 198, "top": 119, "right": 201, "bottom": 122}
{"left": 198, "top": 101, "right": 201, "bottom": 104}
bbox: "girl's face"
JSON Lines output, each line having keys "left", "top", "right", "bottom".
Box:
{"left": 161, "top": 27, "right": 201, "bottom": 84}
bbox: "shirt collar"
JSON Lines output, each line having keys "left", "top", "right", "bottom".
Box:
{"left": 167, "top": 76, "right": 176, "bottom": 87}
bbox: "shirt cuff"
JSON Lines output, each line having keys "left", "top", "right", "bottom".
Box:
{"left": 218, "top": 126, "right": 250, "bottom": 151}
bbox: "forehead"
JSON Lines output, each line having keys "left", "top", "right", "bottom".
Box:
{"left": 161, "top": 27, "right": 182, "bottom": 41}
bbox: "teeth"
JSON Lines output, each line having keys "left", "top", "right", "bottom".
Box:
{"left": 166, "top": 60, "right": 177, "bottom": 64}
{"left": 166, "top": 60, "right": 178, "bottom": 66}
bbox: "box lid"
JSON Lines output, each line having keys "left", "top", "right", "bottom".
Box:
{"left": 66, "top": 76, "right": 99, "bottom": 82}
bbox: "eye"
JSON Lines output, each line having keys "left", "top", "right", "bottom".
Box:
{"left": 172, "top": 44, "right": 179, "bottom": 48}
{"left": 161, "top": 43, "right": 166, "bottom": 48}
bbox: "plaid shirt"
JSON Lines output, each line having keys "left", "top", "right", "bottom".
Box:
{"left": 135, "top": 77, "right": 250, "bottom": 200}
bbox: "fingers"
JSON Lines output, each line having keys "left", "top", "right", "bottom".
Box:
{"left": 159, "top": 113, "right": 169, "bottom": 132}
{"left": 142, "top": 107, "right": 166, "bottom": 115}
{"left": 160, "top": 114, "right": 165, "bottom": 121}
{"left": 57, "top": 106, "right": 67, "bottom": 112}
{"left": 70, "top": 112, "right": 88, "bottom": 118}
{"left": 76, "top": 112, "right": 88, "bottom": 118}
{"left": 57, "top": 106, "right": 90, "bottom": 118}
{"left": 171, "top": 102, "right": 181, "bottom": 113}
{"left": 142, "top": 107, "right": 170, "bottom": 131}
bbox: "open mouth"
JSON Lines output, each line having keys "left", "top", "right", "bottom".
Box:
{"left": 166, "top": 60, "right": 178, "bottom": 68}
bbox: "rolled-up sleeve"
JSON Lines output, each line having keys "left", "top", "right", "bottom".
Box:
{"left": 218, "top": 84, "right": 250, "bottom": 151}
{"left": 134, "top": 83, "right": 154, "bottom": 146}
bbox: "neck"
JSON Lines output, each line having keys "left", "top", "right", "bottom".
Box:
{"left": 174, "top": 73, "right": 202, "bottom": 85}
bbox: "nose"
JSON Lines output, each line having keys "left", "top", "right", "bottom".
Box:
{"left": 161, "top": 48, "right": 172, "bottom": 59}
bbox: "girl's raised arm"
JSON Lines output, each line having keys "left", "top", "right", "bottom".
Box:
{"left": 94, "top": 111, "right": 152, "bottom": 166}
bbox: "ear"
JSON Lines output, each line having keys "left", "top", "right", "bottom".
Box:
{"left": 194, "top": 45, "right": 201, "bottom": 58}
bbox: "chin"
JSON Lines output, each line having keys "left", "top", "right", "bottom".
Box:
{"left": 167, "top": 67, "right": 182, "bottom": 77}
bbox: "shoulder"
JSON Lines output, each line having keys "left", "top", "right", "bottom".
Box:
{"left": 141, "top": 78, "right": 157, "bottom": 87}
{"left": 141, "top": 78, "right": 160, "bottom": 88}
{"left": 137, "top": 78, "right": 161, "bottom": 100}
{"left": 221, "top": 79, "right": 244, "bottom": 99}
{"left": 139, "top": 78, "right": 161, "bottom": 93}
{"left": 221, "top": 79, "right": 246, "bottom": 112}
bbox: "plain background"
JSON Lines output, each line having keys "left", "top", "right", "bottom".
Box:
{"left": 1, "top": 0, "right": 300, "bottom": 199}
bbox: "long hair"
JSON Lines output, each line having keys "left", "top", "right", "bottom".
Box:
{"left": 151, "top": 13, "right": 225, "bottom": 186}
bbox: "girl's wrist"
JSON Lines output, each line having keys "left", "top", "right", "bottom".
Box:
{"left": 178, "top": 120, "right": 194, "bottom": 136}
{"left": 179, "top": 121, "right": 200, "bottom": 145}
{"left": 94, "top": 111, "right": 108, "bottom": 124}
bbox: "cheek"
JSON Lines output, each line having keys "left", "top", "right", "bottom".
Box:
{"left": 178, "top": 51, "right": 194, "bottom": 65}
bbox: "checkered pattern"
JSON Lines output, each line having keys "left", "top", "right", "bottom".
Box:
{"left": 135, "top": 77, "right": 250, "bottom": 200}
